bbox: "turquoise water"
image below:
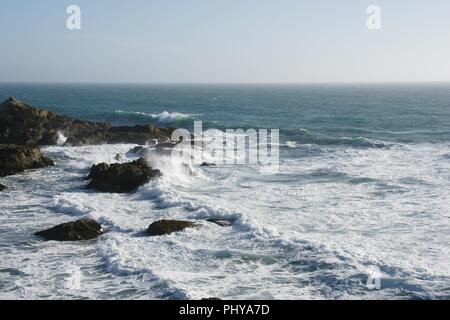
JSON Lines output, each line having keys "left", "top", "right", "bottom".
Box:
{"left": 0, "top": 83, "right": 449, "bottom": 299}
{"left": 1, "top": 83, "right": 450, "bottom": 143}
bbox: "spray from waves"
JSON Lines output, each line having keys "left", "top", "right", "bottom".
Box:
{"left": 114, "top": 110, "right": 198, "bottom": 124}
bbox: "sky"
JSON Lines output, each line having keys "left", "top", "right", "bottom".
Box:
{"left": 1, "top": 0, "right": 450, "bottom": 84}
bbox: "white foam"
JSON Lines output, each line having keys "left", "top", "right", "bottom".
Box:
{"left": 2, "top": 142, "right": 450, "bottom": 299}
{"left": 114, "top": 110, "right": 196, "bottom": 124}
{"left": 57, "top": 131, "right": 67, "bottom": 145}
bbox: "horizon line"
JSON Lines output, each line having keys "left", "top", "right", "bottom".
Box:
{"left": 1, "top": 80, "right": 450, "bottom": 86}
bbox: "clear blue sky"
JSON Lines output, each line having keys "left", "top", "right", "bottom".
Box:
{"left": 1, "top": 0, "right": 449, "bottom": 83}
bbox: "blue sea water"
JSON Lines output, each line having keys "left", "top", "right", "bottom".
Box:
{"left": 0, "top": 83, "right": 449, "bottom": 299}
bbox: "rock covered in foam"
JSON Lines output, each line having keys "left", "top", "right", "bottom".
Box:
{"left": 126, "top": 145, "right": 148, "bottom": 157}
{"left": 206, "top": 218, "right": 234, "bottom": 227}
{"left": 34, "top": 219, "right": 103, "bottom": 241}
{"left": 146, "top": 219, "right": 197, "bottom": 236}
{"left": 86, "top": 158, "right": 162, "bottom": 193}
{"left": 0, "top": 144, "right": 54, "bottom": 177}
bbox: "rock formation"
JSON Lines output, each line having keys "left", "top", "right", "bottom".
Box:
{"left": 146, "top": 219, "right": 197, "bottom": 236}
{"left": 34, "top": 219, "right": 103, "bottom": 241}
{"left": 0, "top": 144, "right": 54, "bottom": 177}
{"left": 86, "top": 158, "right": 161, "bottom": 193}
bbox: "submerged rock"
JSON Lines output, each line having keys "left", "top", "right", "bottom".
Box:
{"left": 126, "top": 146, "right": 147, "bottom": 157}
{"left": 34, "top": 219, "right": 103, "bottom": 241}
{"left": 0, "top": 144, "right": 54, "bottom": 177}
{"left": 146, "top": 219, "right": 197, "bottom": 236}
{"left": 87, "top": 158, "right": 161, "bottom": 193}
{"left": 206, "top": 219, "right": 234, "bottom": 227}
{"left": 200, "top": 162, "right": 216, "bottom": 167}
{"left": 0, "top": 183, "right": 6, "bottom": 191}
{"left": 0, "top": 97, "right": 175, "bottom": 146}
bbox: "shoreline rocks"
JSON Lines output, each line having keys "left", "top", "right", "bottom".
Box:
{"left": 87, "top": 158, "right": 161, "bottom": 193}
{"left": 0, "top": 97, "right": 175, "bottom": 146}
{"left": 0, "top": 183, "right": 6, "bottom": 191}
{"left": 146, "top": 219, "right": 197, "bottom": 236}
{"left": 34, "top": 219, "right": 103, "bottom": 241}
{"left": 0, "top": 144, "right": 54, "bottom": 177}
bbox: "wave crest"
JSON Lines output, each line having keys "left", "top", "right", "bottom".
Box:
{"left": 114, "top": 110, "right": 196, "bottom": 124}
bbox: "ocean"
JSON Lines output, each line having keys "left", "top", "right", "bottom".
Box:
{"left": 0, "top": 83, "right": 449, "bottom": 299}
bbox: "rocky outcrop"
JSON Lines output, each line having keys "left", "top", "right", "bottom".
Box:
{"left": 0, "top": 144, "right": 54, "bottom": 177}
{"left": 0, "top": 183, "right": 6, "bottom": 191}
{"left": 206, "top": 218, "right": 234, "bottom": 227}
{"left": 0, "top": 97, "right": 175, "bottom": 146}
{"left": 0, "top": 96, "right": 109, "bottom": 146}
{"left": 34, "top": 219, "right": 103, "bottom": 241}
{"left": 146, "top": 219, "right": 197, "bottom": 236}
{"left": 86, "top": 158, "right": 161, "bottom": 193}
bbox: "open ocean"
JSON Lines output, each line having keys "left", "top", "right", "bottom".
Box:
{"left": 1, "top": 83, "right": 450, "bottom": 299}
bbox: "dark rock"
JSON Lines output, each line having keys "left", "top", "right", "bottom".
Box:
{"left": 206, "top": 219, "right": 234, "bottom": 227}
{"left": 146, "top": 219, "right": 197, "bottom": 236}
{"left": 106, "top": 125, "right": 175, "bottom": 146}
{"left": 201, "top": 297, "right": 222, "bottom": 300}
{"left": 200, "top": 162, "right": 216, "bottom": 167}
{"left": 34, "top": 219, "right": 103, "bottom": 241}
{"left": 0, "top": 96, "right": 110, "bottom": 146}
{"left": 0, "top": 97, "right": 175, "bottom": 146}
{"left": 0, "top": 183, "right": 6, "bottom": 191}
{"left": 39, "top": 131, "right": 60, "bottom": 145}
{"left": 87, "top": 158, "right": 161, "bottom": 193}
{"left": 0, "top": 144, "right": 54, "bottom": 177}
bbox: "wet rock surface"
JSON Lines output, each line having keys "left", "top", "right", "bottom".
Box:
{"left": 87, "top": 158, "right": 162, "bottom": 193}
{"left": 146, "top": 219, "right": 197, "bottom": 236}
{"left": 0, "top": 144, "right": 54, "bottom": 177}
{"left": 34, "top": 219, "right": 103, "bottom": 241}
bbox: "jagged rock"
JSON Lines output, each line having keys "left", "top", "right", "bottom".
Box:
{"left": 86, "top": 158, "right": 161, "bottom": 193}
{"left": 206, "top": 219, "right": 234, "bottom": 227}
{"left": 0, "top": 144, "right": 54, "bottom": 177}
{"left": 0, "top": 183, "right": 6, "bottom": 191}
{"left": 34, "top": 219, "right": 103, "bottom": 241}
{"left": 146, "top": 219, "right": 197, "bottom": 236}
{"left": 0, "top": 96, "right": 110, "bottom": 146}
{"left": 0, "top": 97, "right": 175, "bottom": 146}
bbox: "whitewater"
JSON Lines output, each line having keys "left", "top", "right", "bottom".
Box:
{"left": 1, "top": 83, "right": 450, "bottom": 299}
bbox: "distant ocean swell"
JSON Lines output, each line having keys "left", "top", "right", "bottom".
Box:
{"left": 114, "top": 110, "right": 199, "bottom": 125}
{"left": 114, "top": 111, "right": 390, "bottom": 149}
